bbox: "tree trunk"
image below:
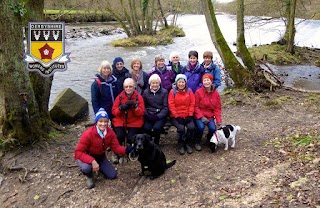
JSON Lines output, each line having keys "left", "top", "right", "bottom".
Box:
{"left": 0, "top": 0, "right": 44, "bottom": 145}
{"left": 286, "top": 0, "right": 297, "bottom": 54}
{"left": 201, "top": 0, "right": 248, "bottom": 87}
{"left": 279, "top": 0, "right": 290, "bottom": 45}
{"left": 157, "top": 0, "right": 168, "bottom": 28}
{"left": 26, "top": 0, "right": 54, "bottom": 122}
{"left": 236, "top": 0, "right": 255, "bottom": 71}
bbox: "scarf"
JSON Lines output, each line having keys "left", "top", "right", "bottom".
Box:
{"left": 132, "top": 71, "right": 145, "bottom": 94}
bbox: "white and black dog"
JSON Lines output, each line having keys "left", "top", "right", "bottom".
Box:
{"left": 209, "top": 125, "right": 241, "bottom": 151}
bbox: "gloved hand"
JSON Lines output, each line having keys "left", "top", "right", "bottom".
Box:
{"left": 149, "top": 114, "right": 159, "bottom": 121}
{"left": 119, "top": 103, "right": 129, "bottom": 111}
{"left": 201, "top": 117, "right": 210, "bottom": 125}
{"left": 125, "top": 146, "right": 135, "bottom": 155}
{"left": 146, "top": 114, "right": 158, "bottom": 121}
{"left": 176, "top": 117, "right": 184, "bottom": 124}
{"left": 126, "top": 100, "right": 135, "bottom": 108}
{"left": 185, "top": 116, "right": 193, "bottom": 124}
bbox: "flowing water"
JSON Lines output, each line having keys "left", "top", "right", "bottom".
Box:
{"left": 50, "top": 14, "right": 320, "bottom": 119}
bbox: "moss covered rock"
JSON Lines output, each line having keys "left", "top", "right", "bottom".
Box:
{"left": 50, "top": 88, "right": 88, "bottom": 124}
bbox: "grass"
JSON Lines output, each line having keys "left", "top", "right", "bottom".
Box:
{"left": 110, "top": 26, "right": 185, "bottom": 47}
{"left": 304, "top": 93, "right": 320, "bottom": 112}
{"left": 262, "top": 95, "right": 292, "bottom": 108}
{"left": 266, "top": 131, "right": 319, "bottom": 150}
{"left": 248, "top": 44, "right": 306, "bottom": 65}
{"left": 44, "top": 9, "right": 104, "bottom": 15}
{"left": 48, "top": 130, "right": 62, "bottom": 140}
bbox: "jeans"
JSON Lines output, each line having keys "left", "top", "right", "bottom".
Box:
{"left": 76, "top": 158, "right": 117, "bottom": 179}
{"left": 195, "top": 118, "right": 216, "bottom": 138}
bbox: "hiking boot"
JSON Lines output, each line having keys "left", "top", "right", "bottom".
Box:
{"left": 86, "top": 174, "right": 95, "bottom": 189}
{"left": 186, "top": 144, "right": 193, "bottom": 154}
{"left": 178, "top": 142, "right": 185, "bottom": 155}
{"left": 195, "top": 143, "right": 202, "bottom": 151}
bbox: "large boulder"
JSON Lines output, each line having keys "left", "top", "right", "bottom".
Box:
{"left": 50, "top": 88, "right": 88, "bottom": 124}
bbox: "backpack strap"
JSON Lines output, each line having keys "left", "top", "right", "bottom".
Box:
{"left": 173, "top": 88, "right": 191, "bottom": 97}
{"left": 95, "top": 78, "right": 102, "bottom": 92}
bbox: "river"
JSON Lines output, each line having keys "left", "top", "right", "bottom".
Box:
{"left": 49, "top": 14, "right": 320, "bottom": 119}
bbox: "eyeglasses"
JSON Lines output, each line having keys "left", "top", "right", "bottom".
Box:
{"left": 124, "top": 85, "right": 134, "bottom": 88}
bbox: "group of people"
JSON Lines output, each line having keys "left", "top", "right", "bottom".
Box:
{"left": 74, "top": 50, "right": 222, "bottom": 188}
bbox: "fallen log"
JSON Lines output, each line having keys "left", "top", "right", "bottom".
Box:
{"left": 283, "top": 85, "right": 320, "bottom": 94}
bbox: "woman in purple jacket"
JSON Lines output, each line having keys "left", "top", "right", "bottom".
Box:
{"left": 148, "top": 54, "right": 175, "bottom": 91}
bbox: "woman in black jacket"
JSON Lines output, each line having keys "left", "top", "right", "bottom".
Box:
{"left": 142, "top": 74, "right": 169, "bottom": 145}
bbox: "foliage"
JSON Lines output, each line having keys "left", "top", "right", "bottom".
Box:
{"left": 110, "top": 26, "right": 184, "bottom": 47}
{"left": 48, "top": 131, "right": 62, "bottom": 140}
{"left": 158, "top": 26, "right": 185, "bottom": 37}
{"left": 44, "top": 9, "right": 113, "bottom": 22}
{"left": 0, "top": 137, "right": 17, "bottom": 150}
{"left": 216, "top": 0, "right": 320, "bottom": 20}
{"left": 9, "top": 1, "right": 27, "bottom": 17}
{"left": 266, "top": 131, "right": 319, "bottom": 162}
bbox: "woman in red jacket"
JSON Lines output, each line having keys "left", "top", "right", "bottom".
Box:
{"left": 112, "top": 78, "right": 145, "bottom": 146}
{"left": 168, "top": 74, "right": 195, "bottom": 155}
{"left": 194, "top": 74, "right": 222, "bottom": 152}
{"left": 74, "top": 108, "right": 134, "bottom": 189}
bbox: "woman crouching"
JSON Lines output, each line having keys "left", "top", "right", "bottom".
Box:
{"left": 74, "top": 108, "right": 134, "bottom": 189}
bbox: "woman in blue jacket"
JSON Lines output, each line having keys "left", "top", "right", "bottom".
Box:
{"left": 91, "top": 60, "right": 118, "bottom": 119}
{"left": 182, "top": 50, "right": 205, "bottom": 93}
{"left": 112, "top": 57, "right": 131, "bottom": 98}
{"left": 201, "top": 51, "right": 221, "bottom": 89}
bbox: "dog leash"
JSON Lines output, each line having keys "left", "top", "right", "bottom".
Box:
{"left": 128, "top": 151, "right": 139, "bottom": 161}
{"left": 214, "top": 132, "right": 219, "bottom": 142}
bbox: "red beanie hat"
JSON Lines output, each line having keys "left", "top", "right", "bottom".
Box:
{"left": 202, "top": 73, "right": 213, "bottom": 82}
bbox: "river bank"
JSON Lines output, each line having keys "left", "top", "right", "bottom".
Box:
{"left": 1, "top": 89, "right": 319, "bottom": 207}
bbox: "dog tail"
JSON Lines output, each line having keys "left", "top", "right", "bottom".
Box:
{"left": 166, "top": 160, "right": 176, "bottom": 169}
{"left": 235, "top": 125, "right": 241, "bottom": 132}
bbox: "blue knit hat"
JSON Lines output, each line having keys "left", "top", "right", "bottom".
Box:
{"left": 175, "top": 74, "right": 187, "bottom": 83}
{"left": 94, "top": 108, "right": 109, "bottom": 123}
{"left": 113, "top": 57, "right": 124, "bottom": 66}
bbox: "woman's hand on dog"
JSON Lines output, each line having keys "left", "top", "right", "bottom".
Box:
{"left": 126, "top": 146, "right": 135, "bottom": 155}
{"left": 92, "top": 160, "right": 99, "bottom": 172}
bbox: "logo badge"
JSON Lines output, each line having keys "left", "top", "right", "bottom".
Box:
{"left": 24, "top": 22, "right": 70, "bottom": 77}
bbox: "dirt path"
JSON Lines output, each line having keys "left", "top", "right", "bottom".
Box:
{"left": 0, "top": 89, "right": 319, "bottom": 207}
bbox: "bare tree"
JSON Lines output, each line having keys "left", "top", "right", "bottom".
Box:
{"left": 100, "top": 0, "right": 168, "bottom": 37}
{"left": 201, "top": 0, "right": 250, "bottom": 87}
{"left": 286, "top": 0, "right": 297, "bottom": 53}
{"left": 236, "top": 0, "right": 255, "bottom": 71}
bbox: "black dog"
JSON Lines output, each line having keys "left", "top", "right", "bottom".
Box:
{"left": 133, "top": 133, "right": 176, "bottom": 179}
